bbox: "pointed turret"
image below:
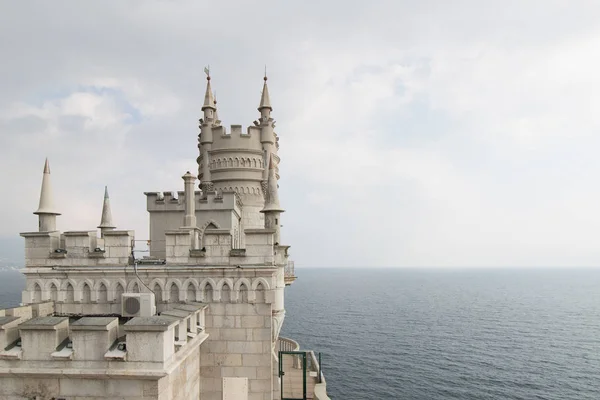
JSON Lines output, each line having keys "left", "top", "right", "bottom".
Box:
{"left": 98, "top": 186, "right": 116, "bottom": 235}
{"left": 34, "top": 159, "right": 60, "bottom": 232}
{"left": 201, "top": 73, "right": 216, "bottom": 114}
{"left": 261, "top": 155, "right": 284, "bottom": 244}
{"left": 258, "top": 75, "right": 272, "bottom": 118}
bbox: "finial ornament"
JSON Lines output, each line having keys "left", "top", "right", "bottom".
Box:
{"left": 264, "top": 65, "right": 268, "bottom": 81}
{"left": 204, "top": 65, "right": 211, "bottom": 80}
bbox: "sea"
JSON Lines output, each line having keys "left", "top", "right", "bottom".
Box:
{"left": 1, "top": 267, "right": 599, "bottom": 399}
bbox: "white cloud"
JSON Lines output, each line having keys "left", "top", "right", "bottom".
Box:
{"left": 2, "top": 1, "right": 600, "bottom": 267}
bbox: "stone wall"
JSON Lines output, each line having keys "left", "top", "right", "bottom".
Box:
{"left": 0, "top": 376, "right": 161, "bottom": 400}
{"left": 201, "top": 302, "right": 273, "bottom": 400}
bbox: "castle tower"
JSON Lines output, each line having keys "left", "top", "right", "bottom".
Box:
{"left": 34, "top": 158, "right": 60, "bottom": 232}
{"left": 261, "top": 154, "right": 284, "bottom": 245}
{"left": 98, "top": 186, "right": 116, "bottom": 236}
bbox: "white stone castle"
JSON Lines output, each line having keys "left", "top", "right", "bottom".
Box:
{"left": 0, "top": 74, "right": 329, "bottom": 400}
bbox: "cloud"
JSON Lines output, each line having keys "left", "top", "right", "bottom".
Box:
{"left": 1, "top": 1, "right": 600, "bottom": 267}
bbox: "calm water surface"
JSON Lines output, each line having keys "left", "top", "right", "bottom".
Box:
{"left": 1, "top": 268, "right": 599, "bottom": 399}
{"left": 282, "top": 268, "right": 600, "bottom": 399}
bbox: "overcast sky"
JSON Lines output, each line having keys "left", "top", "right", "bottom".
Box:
{"left": 1, "top": 1, "right": 600, "bottom": 267}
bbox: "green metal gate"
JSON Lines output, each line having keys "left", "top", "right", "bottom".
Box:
{"left": 279, "top": 350, "right": 307, "bottom": 400}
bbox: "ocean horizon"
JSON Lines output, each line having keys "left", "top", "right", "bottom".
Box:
{"left": 1, "top": 267, "right": 599, "bottom": 399}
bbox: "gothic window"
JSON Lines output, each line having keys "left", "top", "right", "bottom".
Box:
{"left": 255, "top": 283, "right": 265, "bottom": 303}
{"left": 221, "top": 283, "right": 231, "bottom": 302}
{"left": 187, "top": 283, "right": 196, "bottom": 302}
{"left": 82, "top": 284, "right": 91, "bottom": 303}
{"left": 50, "top": 284, "right": 58, "bottom": 302}
{"left": 66, "top": 283, "right": 75, "bottom": 302}
{"left": 239, "top": 283, "right": 249, "bottom": 303}
{"left": 203, "top": 283, "right": 213, "bottom": 302}
{"left": 170, "top": 283, "right": 179, "bottom": 303}
{"left": 33, "top": 283, "right": 42, "bottom": 303}
{"left": 98, "top": 283, "right": 108, "bottom": 303}
{"left": 115, "top": 283, "right": 124, "bottom": 303}
{"left": 153, "top": 283, "right": 163, "bottom": 303}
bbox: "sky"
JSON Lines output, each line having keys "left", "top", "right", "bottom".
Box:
{"left": 1, "top": 0, "right": 600, "bottom": 267}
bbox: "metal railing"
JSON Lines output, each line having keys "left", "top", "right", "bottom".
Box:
{"left": 285, "top": 261, "right": 295, "bottom": 277}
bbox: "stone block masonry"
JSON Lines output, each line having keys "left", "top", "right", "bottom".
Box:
{"left": 201, "top": 302, "right": 273, "bottom": 400}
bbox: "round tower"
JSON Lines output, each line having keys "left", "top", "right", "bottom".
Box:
{"left": 196, "top": 74, "right": 281, "bottom": 230}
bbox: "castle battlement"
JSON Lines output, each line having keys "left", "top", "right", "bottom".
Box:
{"left": 3, "top": 73, "right": 330, "bottom": 400}
{"left": 0, "top": 302, "right": 208, "bottom": 368}
{"left": 21, "top": 229, "right": 134, "bottom": 268}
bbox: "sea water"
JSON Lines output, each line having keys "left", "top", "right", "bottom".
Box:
{"left": 1, "top": 267, "right": 599, "bottom": 399}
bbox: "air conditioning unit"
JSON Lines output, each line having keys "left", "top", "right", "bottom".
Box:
{"left": 121, "top": 293, "right": 156, "bottom": 317}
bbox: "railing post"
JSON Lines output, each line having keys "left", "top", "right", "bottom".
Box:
{"left": 318, "top": 352, "right": 322, "bottom": 383}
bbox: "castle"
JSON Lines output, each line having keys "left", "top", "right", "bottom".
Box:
{"left": 0, "top": 74, "right": 329, "bottom": 400}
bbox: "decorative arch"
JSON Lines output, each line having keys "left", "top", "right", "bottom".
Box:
{"left": 81, "top": 282, "right": 92, "bottom": 303}
{"left": 44, "top": 279, "right": 61, "bottom": 292}
{"left": 97, "top": 282, "right": 108, "bottom": 303}
{"left": 32, "top": 282, "right": 42, "bottom": 303}
{"left": 60, "top": 279, "right": 78, "bottom": 291}
{"left": 234, "top": 278, "right": 252, "bottom": 291}
{"left": 127, "top": 279, "right": 141, "bottom": 293}
{"left": 216, "top": 278, "right": 234, "bottom": 291}
{"left": 251, "top": 277, "right": 271, "bottom": 291}
{"left": 199, "top": 278, "right": 216, "bottom": 302}
{"left": 235, "top": 157, "right": 240, "bottom": 167}
{"left": 44, "top": 279, "right": 60, "bottom": 302}
{"left": 234, "top": 278, "right": 252, "bottom": 303}
{"left": 166, "top": 279, "right": 182, "bottom": 302}
{"left": 200, "top": 219, "right": 221, "bottom": 233}
{"left": 228, "top": 158, "right": 233, "bottom": 167}
{"left": 112, "top": 279, "right": 127, "bottom": 302}
{"left": 149, "top": 278, "right": 164, "bottom": 303}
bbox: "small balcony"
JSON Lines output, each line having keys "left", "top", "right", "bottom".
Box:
{"left": 277, "top": 336, "right": 330, "bottom": 400}
{"left": 285, "top": 261, "right": 297, "bottom": 286}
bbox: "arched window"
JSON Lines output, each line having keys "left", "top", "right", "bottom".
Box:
{"left": 153, "top": 283, "right": 163, "bottom": 303}
{"left": 239, "top": 283, "right": 249, "bottom": 303}
{"left": 98, "top": 283, "right": 108, "bottom": 303}
{"left": 82, "top": 283, "right": 91, "bottom": 303}
{"left": 170, "top": 283, "right": 179, "bottom": 303}
{"left": 203, "top": 283, "right": 213, "bottom": 303}
{"left": 66, "top": 283, "right": 75, "bottom": 302}
{"left": 187, "top": 283, "right": 196, "bottom": 302}
{"left": 50, "top": 284, "right": 58, "bottom": 302}
{"left": 33, "top": 283, "right": 42, "bottom": 303}
{"left": 115, "top": 283, "right": 124, "bottom": 303}
{"left": 132, "top": 282, "right": 140, "bottom": 293}
{"left": 255, "top": 282, "right": 265, "bottom": 303}
{"left": 221, "top": 283, "right": 231, "bottom": 303}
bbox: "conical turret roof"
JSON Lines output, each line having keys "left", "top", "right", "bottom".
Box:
{"left": 258, "top": 76, "right": 272, "bottom": 111}
{"left": 34, "top": 158, "right": 60, "bottom": 216}
{"left": 202, "top": 75, "right": 216, "bottom": 111}
{"left": 98, "top": 186, "right": 116, "bottom": 229}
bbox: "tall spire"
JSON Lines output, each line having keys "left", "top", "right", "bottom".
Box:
{"left": 261, "top": 155, "right": 284, "bottom": 213}
{"left": 258, "top": 72, "right": 272, "bottom": 112}
{"left": 202, "top": 67, "right": 216, "bottom": 112}
{"left": 34, "top": 158, "right": 60, "bottom": 231}
{"left": 98, "top": 186, "right": 116, "bottom": 233}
